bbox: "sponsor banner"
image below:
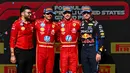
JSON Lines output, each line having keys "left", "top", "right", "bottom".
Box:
{"left": 54, "top": 5, "right": 127, "bottom": 20}
{"left": 0, "top": 42, "right": 4, "bottom": 54}
{"left": 99, "top": 64, "right": 115, "bottom": 73}
{"left": 111, "top": 42, "right": 130, "bottom": 53}
{"left": 0, "top": 64, "right": 115, "bottom": 73}
{"left": 0, "top": 2, "right": 128, "bottom": 20}
{"left": 78, "top": 64, "right": 115, "bottom": 73}
{"left": 0, "top": 64, "right": 36, "bottom": 73}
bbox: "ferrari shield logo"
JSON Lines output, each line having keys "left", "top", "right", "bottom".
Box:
{"left": 73, "top": 23, "right": 76, "bottom": 27}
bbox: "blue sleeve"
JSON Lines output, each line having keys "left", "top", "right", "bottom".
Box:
{"left": 95, "top": 23, "right": 105, "bottom": 53}
{"left": 96, "top": 36, "right": 98, "bottom": 52}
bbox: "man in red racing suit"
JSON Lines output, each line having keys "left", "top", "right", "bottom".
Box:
{"left": 35, "top": 8, "right": 58, "bottom": 73}
{"left": 58, "top": 6, "right": 80, "bottom": 73}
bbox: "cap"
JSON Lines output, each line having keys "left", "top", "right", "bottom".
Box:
{"left": 43, "top": 8, "right": 55, "bottom": 14}
{"left": 62, "top": 6, "right": 72, "bottom": 13}
{"left": 81, "top": 6, "right": 92, "bottom": 14}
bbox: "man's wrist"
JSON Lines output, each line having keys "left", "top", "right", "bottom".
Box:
{"left": 97, "top": 51, "right": 101, "bottom": 55}
{"left": 11, "top": 51, "right": 14, "bottom": 56}
{"left": 11, "top": 53, "right": 15, "bottom": 56}
{"left": 10, "top": 48, "right": 14, "bottom": 54}
{"left": 11, "top": 54, "right": 15, "bottom": 56}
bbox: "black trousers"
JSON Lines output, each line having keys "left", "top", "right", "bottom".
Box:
{"left": 81, "top": 44, "right": 98, "bottom": 73}
{"left": 14, "top": 47, "right": 34, "bottom": 73}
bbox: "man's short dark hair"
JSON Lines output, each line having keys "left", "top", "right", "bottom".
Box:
{"left": 20, "top": 6, "right": 31, "bottom": 14}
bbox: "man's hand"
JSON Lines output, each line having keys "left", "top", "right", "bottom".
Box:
{"left": 10, "top": 55, "right": 16, "bottom": 63}
{"left": 96, "top": 53, "right": 101, "bottom": 62}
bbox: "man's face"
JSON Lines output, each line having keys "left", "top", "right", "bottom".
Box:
{"left": 63, "top": 11, "right": 72, "bottom": 20}
{"left": 23, "top": 9, "right": 32, "bottom": 20}
{"left": 44, "top": 13, "right": 53, "bottom": 20}
{"left": 82, "top": 12, "right": 91, "bottom": 20}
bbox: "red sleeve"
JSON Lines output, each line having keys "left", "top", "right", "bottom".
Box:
{"left": 34, "top": 19, "right": 37, "bottom": 30}
{"left": 34, "top": 19, "right": 40, "bottom": 30}
{"left": 76, "top": 20, "right": 81, "bottom": 31}
{"left": 32, "top": 20, "right": 37, "bottom": 45}
{"left": 75, "top": 20, "right": 81, "bottom": 41}
{"left": 56, "top": 22, "right": 61, "bottom": 42}
{"left": 30, "top": 12, "right": 37, "bottom": 21}
{"left": 10, "top": 21, "right": 19, "bottom": 49}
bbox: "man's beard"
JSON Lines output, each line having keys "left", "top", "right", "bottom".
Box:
{"left": 25, "top": 17, "right": 31, "bottom": 21}
{"left": 65, "top": 16, "right": 71, "bottom": 20}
